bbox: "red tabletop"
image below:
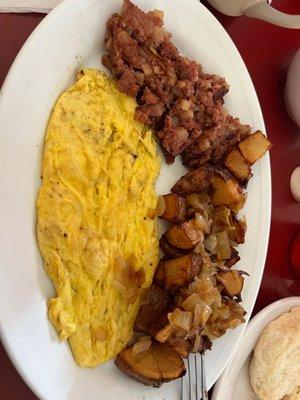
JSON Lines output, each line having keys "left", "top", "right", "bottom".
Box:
{"left": 0, "top": 1, "right": 300, "bottom": 399}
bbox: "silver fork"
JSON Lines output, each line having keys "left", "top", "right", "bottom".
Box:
{"left": 181, "top": 353, "right": 209, "bottom": 400}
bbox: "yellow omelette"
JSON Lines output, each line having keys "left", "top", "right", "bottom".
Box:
{"left": 36, "top": 69, "right": 160, "bottom": 367}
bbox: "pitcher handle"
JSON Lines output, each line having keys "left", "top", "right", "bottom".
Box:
{"left": 244, "top": 1, "right": 300, "bottom": 29}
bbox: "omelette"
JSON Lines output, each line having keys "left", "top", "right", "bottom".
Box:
{"left": 36, "top": 69, "right": 160, "bottom": 367}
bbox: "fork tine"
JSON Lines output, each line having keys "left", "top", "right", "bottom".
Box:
{"left": 194, "top": 355, "right": 198, "bottom": 400}
{"left": 187, "top": 357, "right": 192, "bottom": 400}
{"left": 200, "top": 353, "right": 209, "bottom": 400}
{"left": 181, "top": 353, "right": 208, "bottom": 400}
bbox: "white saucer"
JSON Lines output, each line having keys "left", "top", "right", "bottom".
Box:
{"left": 212, "top": 296, "right": 300, "bottom": 400}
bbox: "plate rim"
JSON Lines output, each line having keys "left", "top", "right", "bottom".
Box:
{"left": 0, "top": 0, "right": 271, "bottom": 399}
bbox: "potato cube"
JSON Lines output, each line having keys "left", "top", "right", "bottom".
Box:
{"left": 238, "top": 131, "right": 271, "bottom": 165}
{"left": 165, "top": 220, "right": 204, "bottom": 250}
{"left": 164, "top": 253, "right": 202, "bottom": 289}
{"left": 217, "top": 270, "right": 244, "bottom": 298}
{"left": 160, "top": 194, "right": 187, "bottom": 223}
{"left": 229, "top": 193, "right": 247, "bottom": 213}
{"left": 159, "top": 236, "right": 189, "bottom": 259}
{"left": 224, "top": 147, "right": 252, "bottom": 185}
{"left": 211, "top": 170, "right": 244, "bottom": 207}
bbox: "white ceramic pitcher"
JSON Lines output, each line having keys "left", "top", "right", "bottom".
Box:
{"left": 205, "top": 0, "right": 300, "bottom": 29}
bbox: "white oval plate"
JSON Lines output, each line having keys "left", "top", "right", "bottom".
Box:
{"left": 0, "top": 0, "right": 271, "bottom": 399}
{"left": 212, "top": 297, "right": 300, "bottom": 400}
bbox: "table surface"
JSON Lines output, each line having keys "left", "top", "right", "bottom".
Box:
{"left": 0, "top": 1, "right": 300, "bottom": 399}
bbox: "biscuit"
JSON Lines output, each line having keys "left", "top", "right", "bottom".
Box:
{"left": 249, "top": 307, "right": 300, "bottom": 400}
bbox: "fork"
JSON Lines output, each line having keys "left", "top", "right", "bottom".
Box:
{"left": 181, "top": 353, "right": 209, "bottom": 400}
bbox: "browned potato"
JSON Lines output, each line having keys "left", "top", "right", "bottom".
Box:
{"left": 116, "top": 344, "right": 161, "bottom": 387}
{"left": 165, "top": 220, "right": 204, "bottom": 249}
{"left": 224, "top": 147, "right": 252, "bottom": 185}
{"left": 164, "top": 253, "right": 202, "bottom": 289}
{"left": 159, "top": 236, "right": 190, "bottom": 259}
{"left": 134, "top": 309, "right": 171, "bottom": 339}
{"left": 229, "top": 193, "right": 247, "bottom": 213}
{"left": 238, "top": 131, "right": 271, "bottom": 165}
{"left": 210, "top": 168, "right": 244, "bottom": 208}
{"left": 134, "top": 284, "right": 173, "bottom": 338}
{"left": 167, "top": 338, "right": 191, "bottom": 358}
{"left": 155, "top": 341, "right": 186, "bottom": 381}
{"left": 217, "top": 270, "right": 244, "bottom": 298}
{"left": 172, "top": 167, "right": 213, "bottom": 195}
{"left": 225, "top": 248, "right": 241, "bottom": 268}
{"left": 230, "top": 216, "right": 247, "bottom": 244}
{"left": 115, "top": 341, "right": 186, "bottom": 387}
{"left": 153, "top": 259, "right": 166, "bottom": 285}
{"left": 155, "top": 324, "right": 174, "bottom": 343}
{"left": 160, "top": 194, "right": 187, "bottom": 223}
